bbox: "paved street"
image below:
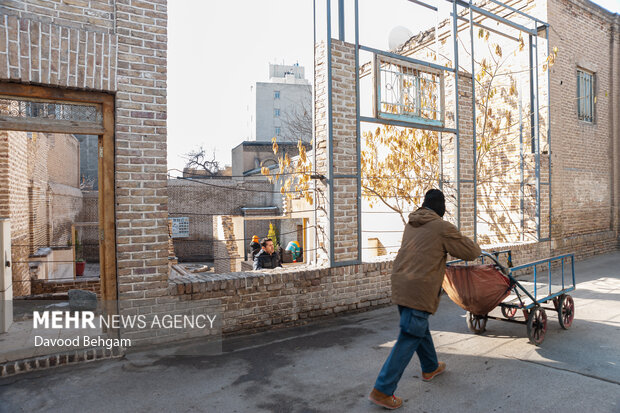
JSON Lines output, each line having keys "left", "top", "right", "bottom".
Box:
{"left": 1, "top": 252, "right": 619, "bottom": 413}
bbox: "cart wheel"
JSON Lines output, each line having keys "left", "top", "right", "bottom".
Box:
{"left": 558, "top": 294, "right": 575, "bottom": 329}
{"left": 466, "top": 311, "right": 487, "bottom": 334}
{"left": 526, "top": 307, "right": 547, "bottom": 346}
{"left": 501, "top": 306, "right": 518, "bottom": 319}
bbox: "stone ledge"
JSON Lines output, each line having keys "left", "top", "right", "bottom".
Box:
{"left": 0, "top": 346, "right": 124, "bottom": 378}
{"left": 168, "top": 260, "right": 396, "bottom": 294}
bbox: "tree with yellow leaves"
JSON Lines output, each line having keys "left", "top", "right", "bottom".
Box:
{"left": 473, "top": 30, "right": 557, "bottom": 244}
{"left": 361, "top": 125, "right": 440, "bottom": 225}
{"left": 361, "top": 29, "right": 558, "bottom": 239}
{"left": 261, "top": 137, "right": 314, "bottom": 206}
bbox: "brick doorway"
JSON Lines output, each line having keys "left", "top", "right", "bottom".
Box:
{"left": 0, "top": 82, "right": 117, "bottom": 302}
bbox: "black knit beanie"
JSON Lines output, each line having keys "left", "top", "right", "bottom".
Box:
{"left": 422, "top": 189, "right": 446, "bottom": 217}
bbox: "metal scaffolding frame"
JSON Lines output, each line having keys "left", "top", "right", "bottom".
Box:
{"left": 314, "top": 0, "right": 552, "bottom": 266}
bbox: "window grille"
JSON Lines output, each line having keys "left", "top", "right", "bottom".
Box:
{"left": 171, "top": 217, "right": 190, "bottom": 238}
{"left": 373, "top": 55, "right": 444, "bottom": 126}
{"left": 577, "top": 69, "right": 594, "bottom": 123}
{"left": 0, "top": 96, "right": 102, "bottom": 123}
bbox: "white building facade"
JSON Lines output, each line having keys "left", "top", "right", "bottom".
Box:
{"left": 250, "top": 63, "right": 312, "bottom": 143}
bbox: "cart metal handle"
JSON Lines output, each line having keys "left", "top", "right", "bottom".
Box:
{"left": 480, "top": 250, "right": 510, "bottom": 276}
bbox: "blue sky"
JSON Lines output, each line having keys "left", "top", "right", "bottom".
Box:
{"left": 167, "top": 0, "right": 620, "bottom": 174}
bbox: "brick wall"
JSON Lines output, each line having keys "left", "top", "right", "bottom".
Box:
{"left": 31, "top": 278, "right": 100, "bottom": 296}
{"left": 47, "top": 133, "right": 80, "bottom": 187}
{"left": 314, "top": 39, "right": 360, "bottom": 264}
{"left": 212, "top": 215, "right": 242, "bottom": 274}
{"left": 167, "top": 178, "right": 276, "bottom": 261}
{"left": 0, "top": 1, "right": 117, "bottom": 90}
{"left": 547, "top": 0, "right": 620, "bottom": 247}
{"left": 314, "top": 40, "right": 329, "bottom": 264}
{"left": 77, "top": 190, "right": 99, "bottom": 262}
{"left": 170, "top": 260, "right": 393, "bottom": 335}
{"left": 1, "top": 130, "right": 83, "bottom": 296}
{"left": 49, "top": 182, "right": 83, "bottom": 245}
{"left": 443, "top": 71, "right": 475, "bottom": 237}
{"left": 0, "top": 130, "right": 29, "bottom": 296}
{"left": 27, "top": 132, "right": 50, "bottom": 253}
{"left": 112, "top": 0, "right": 169, "bottom": 328}
{"left": 47, "top": 133, "right": 82, "bottom": 247}
{"left": 0, "top": 1, "right": 170, "bottom": 320}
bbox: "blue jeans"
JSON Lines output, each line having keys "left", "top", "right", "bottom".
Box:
{"left": 374, "top": 306, "right": 439, "bottom": 396}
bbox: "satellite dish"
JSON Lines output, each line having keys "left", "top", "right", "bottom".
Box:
{"left": 388, "top": 26, "right": 413, "bottom": 51}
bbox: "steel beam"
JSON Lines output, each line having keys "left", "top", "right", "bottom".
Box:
{"left": 407, "top": 0, "right": 438, "bottom": 12}
{"left": 443, "top": 0, "right": 537, "bottom": 35}
{"left": 327, "top": 0, "right": 335, "bottom": 266}
{"left": 359, "top": 115, "right": 457, "bottom": 134}
{"left": 532, "top": 36, "right": 541, "bottom": 239}
{"left": 338, "top": 0, "right": 345, "bottom": 41}
{"left": 359, "top": 44, "right": 455, "bottom": 73}
{"left": 453, "top": 14, "right": 520, "bottom": 42}
{"left": 452, "top": 0, "right": 462, "bottom": 230}
{"left": 469, "top": 0, "right": 478, "bottom": 241}
{"left": 313, "top": 0, "right": 318, "bottom": 265}
{"left": 485, "top": 0, "right": 548, "bottom": 26}
{"left": 546, "top": 25, "right": 552, "bottom": 240}
{"left": 355, "top": 0, "right": 362, "bottom": 263}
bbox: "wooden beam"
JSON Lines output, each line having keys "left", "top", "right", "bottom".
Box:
{"left": 100, "top": 98, "right": 117, "bottom": 302}
{"left": 71, "top": 224, "right": 76, "bottom": 281}
{"left": 0, "top": 116, "right": 105, "bottom": 134}
{"left": 0, "top": 81, "right": 114, "bottom": 105}
{"left": 97, "top": 135, "right": 106, "bottom": 300}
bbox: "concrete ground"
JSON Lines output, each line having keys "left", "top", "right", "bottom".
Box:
{"left": 1, "top": 252, "right": 619, "bottom": 413}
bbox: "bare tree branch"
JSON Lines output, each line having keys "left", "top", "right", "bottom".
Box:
{"left": 280, "top": 87, "right": 313, "bottom": 144}
{"left": 182, "top": 146, "right": 220, "bottom": 177}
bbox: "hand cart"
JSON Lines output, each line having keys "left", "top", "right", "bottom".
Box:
{"left": 446, "top": 251, "right": 576, "bottom": 346}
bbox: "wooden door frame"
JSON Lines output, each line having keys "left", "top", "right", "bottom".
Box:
{"left": 0, "top": 82, "right": 117, "bottom": 301}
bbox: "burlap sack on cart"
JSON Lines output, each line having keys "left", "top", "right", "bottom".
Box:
{"left": 443, "top": 264, "right": 512, "bottom": 315}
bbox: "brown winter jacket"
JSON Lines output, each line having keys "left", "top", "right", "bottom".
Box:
{"left": 391, "top": 208, "right": 481, "bottom": 314}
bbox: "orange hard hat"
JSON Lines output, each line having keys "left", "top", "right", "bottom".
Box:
{"left": 252, "top": 235, "right": 259, "bottom": 242}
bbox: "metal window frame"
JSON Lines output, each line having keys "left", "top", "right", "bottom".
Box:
{"left": 372, "top": 54, "right": 445, "bottom": 127}
{"left": 577, "top": 68, "right": 594, "bottom": 123}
